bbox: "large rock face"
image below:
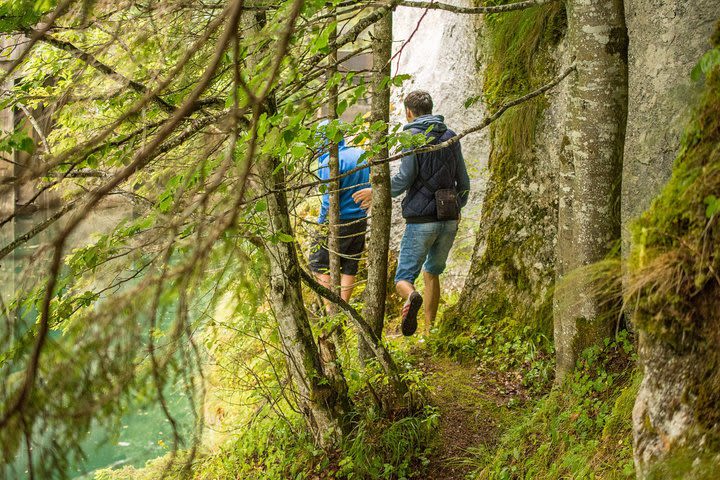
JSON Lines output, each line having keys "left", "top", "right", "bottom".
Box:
{"left": 390, "top": 1, "right": 489, "bottom": 288}
{"left": 624, "top": 2, "right": 719, "bottom": 476}
{"left": 452, "top": 3, "right": 569, "bottom": 330}
{"left": 621, "top": 1, "right": 717, "bottom": 245}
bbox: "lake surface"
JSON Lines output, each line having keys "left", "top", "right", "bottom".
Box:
{"left": 1, "top": 208, "right": 193, "bottom": 479}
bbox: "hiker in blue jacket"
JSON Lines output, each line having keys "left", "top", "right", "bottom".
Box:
{"left": 309, "top": 123, "right": 370, "bottom": 304}
{"left": 353, "top": 90, "right": 470, "bottom": 337}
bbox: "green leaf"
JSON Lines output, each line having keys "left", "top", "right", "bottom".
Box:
{"left": 691, "top": 48, "right": 720, "bottom": 81}
{"left": 391, "top": 74, "right": 412, "bottom": 87}
{"left": 277, "top": 232, "right": 294, "bottom": 243}
{"left": 0, "top": 129, "right": 35, "bottom": 154}
{"left": 336, "top": 99, "right": 348, "bottom": 116}
{"left": 291, "top": 143, "right": 307, "bottom": 158}
{"left": 704, "top": 195, "right": 720, "bottom": 219}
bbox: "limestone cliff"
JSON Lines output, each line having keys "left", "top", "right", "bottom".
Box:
{"left": 624, "top": 2, "right": 719, "bottom": 476}
{"left": 451, "top": 3, "right": 568, "bottom": 331}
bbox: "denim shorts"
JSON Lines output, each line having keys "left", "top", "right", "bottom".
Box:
{"left": 395, "top": 220, "right": 459, "bottom": 284}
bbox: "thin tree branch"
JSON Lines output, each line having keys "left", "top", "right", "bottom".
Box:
{"left": 255, "top": 64, "right": 577, "bottom": 198}
{"left": 393, "top": 0, "right": 557, "bottom": 14}
{"left": 16, "top": 103, "right": 51, "bottom": 153}
{"left": 0, "top": 0, "right": 247, "bottom": 429}
{"left": 0, "top": 3, "right": 232, "bottom": 194}
{"left": 34, "top": 31, "right": 176, "bottom": 113}
{"left": 0, "top": 200, "right": 76, "bottom": 262}
{"left": 299, "top": 267, "right": 408, "bottom": 397}
{"left": 0, "top": 0, "right": 74, "bottom": 84}
{"left": 305, "top": 0, "right": 400, "bottom": 68}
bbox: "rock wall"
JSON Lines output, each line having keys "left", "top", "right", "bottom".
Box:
{"left": 390, "top": 0, "right": 489, "bottom": 288}
{"left": 621, "top": 0, "right": 718, "bottom": 249}
{"left": 624, "top": 1, "right": 719, "bottom": 477}
{"left": 451, "top": 3, "right": 568, "bottom": 331}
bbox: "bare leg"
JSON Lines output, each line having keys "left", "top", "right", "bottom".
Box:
{"left": 315, "top": 273, "right": 332, "bottom": 310}
{"left": 395, "top": 280, "right": 415, "bottom": 300}
{"left": 340, "top": 274, "right": 356, "bottom": 302}
{"left": 316, "top": 273, "right": 356, "bottom": 306}
{"left": 422, "top": 270, "right": 440, "bottom": 336}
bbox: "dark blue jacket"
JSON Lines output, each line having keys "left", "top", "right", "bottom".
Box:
{"left": 317, "top": 139, "right": 370, "bottom": 223}
{"left": 391, "top": 115, "right": 470, "bottom": 223}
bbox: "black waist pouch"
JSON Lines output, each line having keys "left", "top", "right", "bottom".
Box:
{"left": 435, "top": 188, "right": 459, "bottom": 220}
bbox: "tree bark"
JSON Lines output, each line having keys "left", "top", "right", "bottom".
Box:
{"left": 553, "top": 0, "right": 627, "bottom": 383}
{"left": 0, "top": 35, "right": 19, "bottom": 318}
{"left": 327, "top": 17, "right": 341, "bottom": 307}
{"left": 259, "top": 154, "right": 350, "bottom": 447}
{"left": 359, "top": 10, "right": 392, "bottom": 364}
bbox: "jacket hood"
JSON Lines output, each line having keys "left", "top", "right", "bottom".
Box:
{"left": 403, "top": 114, "right": 447, "bottom": 135}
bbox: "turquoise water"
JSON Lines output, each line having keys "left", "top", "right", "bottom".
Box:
{"left": 1, "top": 210, "right": 194, "bottom": 479}
{"left": 7, "top": 387, "right": 193, "bottom": 479}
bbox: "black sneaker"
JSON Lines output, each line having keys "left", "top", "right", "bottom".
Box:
{"left": 401, "top": 291, "right": 423, "bottom": 336}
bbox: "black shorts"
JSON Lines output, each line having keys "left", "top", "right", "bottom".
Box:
{"left": 308, "top": 218, "right": 367, "bottom": 276}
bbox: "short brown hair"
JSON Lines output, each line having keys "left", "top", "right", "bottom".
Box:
{"left": 404, "top": 90, "right": 433, "bottom": 116}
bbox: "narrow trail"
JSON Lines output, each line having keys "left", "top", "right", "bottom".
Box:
{"left": 416, "top": 353, "right": 524, "bottom": 479}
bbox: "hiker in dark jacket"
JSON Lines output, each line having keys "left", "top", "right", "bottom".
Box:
{"left": 353, "top": 90, "right": 470, "bottom": 337}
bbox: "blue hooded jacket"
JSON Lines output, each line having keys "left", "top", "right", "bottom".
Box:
{"left": 317, "top": 138, "right": 370, "bottom": 223}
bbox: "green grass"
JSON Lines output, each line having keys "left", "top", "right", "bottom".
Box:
{"left": 467, "top": 332, "right": 639, "bottom": 480}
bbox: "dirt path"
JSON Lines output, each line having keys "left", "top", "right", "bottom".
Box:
{"left": 417, "top": 354, "right": 518, "bottom": 479}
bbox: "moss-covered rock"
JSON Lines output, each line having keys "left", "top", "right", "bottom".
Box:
{"left": 630, "top": 25, "right": 720, "bottom": 477}
{"left": 448, "top": 2, "right": 567, "bottom": 335}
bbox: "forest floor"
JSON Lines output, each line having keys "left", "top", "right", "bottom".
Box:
{"left": 411, "top": 348, "right": 529, "bottom": 479}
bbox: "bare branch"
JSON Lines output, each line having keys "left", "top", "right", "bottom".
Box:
{"left": 258, "top": 64, "right": 577, "bottom": 198}
{"left": 0, "top": 200, "right": 76, "bottom": 261}
{"left": 394, "top": 0, "right": 558, "bottom": 14}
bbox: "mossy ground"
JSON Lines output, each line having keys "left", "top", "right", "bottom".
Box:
{"left": 421, "top": 301, "right": 638, "bottom": 480}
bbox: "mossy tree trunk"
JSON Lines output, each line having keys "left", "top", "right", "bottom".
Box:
{"left": 553, "top": 0, "right": 628, "bottom": 383}
{"left": 359, "top": 11, "right": 392, "bottom": 364}
{"left": 259, "top": 154, "right": 350, "bottom": 447}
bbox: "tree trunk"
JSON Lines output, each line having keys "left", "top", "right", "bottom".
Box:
{"left": 327, "top": 17, "right": 341, "bottom": 307}
{"left": 1, "top": 36, "right": 20, "bottom": 303}
{"left": 359, "top": 10, "right": 392, "bottom": 364}
{"left": 553, "top": 0, "right": 627, "bottom": 383}
{"left": 259, "top": 155, "right": 350, "bottom": 447}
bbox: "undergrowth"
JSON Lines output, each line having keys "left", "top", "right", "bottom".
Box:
{"left": 468, "top": 332, "right": 639, "bottom": 480}
{"left": 96, "top": 312, "right": 438, "bottom": 480}
{"left": 432, "top": 308, "right": 555, "bottom": 397}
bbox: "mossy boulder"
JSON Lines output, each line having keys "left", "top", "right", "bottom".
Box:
{"left": 448, "top": 2, "right": 567, "bottom": 335}
{"left": 630, "top": 26, "right": 720, "bottom": 477}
